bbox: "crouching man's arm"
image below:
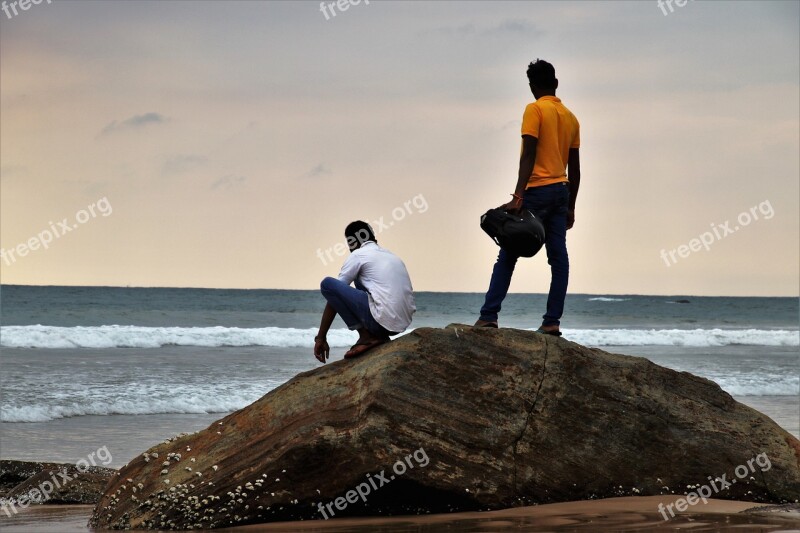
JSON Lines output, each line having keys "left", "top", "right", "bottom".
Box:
{"left": 314, "top": 303, "right": 336, "bottom": 363}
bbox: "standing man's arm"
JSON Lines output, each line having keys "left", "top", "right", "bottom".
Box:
{"left": 314, "top": 304, "right": 336, "bottom": 363}
{"left": 567, "top": 147, "right": 580, "bottom": 229}
{"left": 503, "top": 135, "right": 538, "bottom": 212}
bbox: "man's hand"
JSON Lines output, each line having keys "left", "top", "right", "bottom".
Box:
{"left": 567, "top": 209, "right": 575, "bottom": 230}
{"left": 315, "top": 304, "right": 336, "bottom": 362}
{"left": 314, "top": 336, "right": 330, "bottom": 363}
{"left": 500, "top": 196, "right": 523, "bottom": 214}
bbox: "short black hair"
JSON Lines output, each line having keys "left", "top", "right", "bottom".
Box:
{"left": 527, "top": 59, "right": 557, "bottom": 91}
{"left": 344, "top": 220, "right": 376, "bottom": 250}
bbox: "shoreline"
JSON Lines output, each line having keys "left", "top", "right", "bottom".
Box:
{"left": 1, "top": 497, "right": 798, "bottom": 532}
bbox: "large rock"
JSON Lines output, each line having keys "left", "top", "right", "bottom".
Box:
{"left": 1, "top": 461, "right": 64, "bottom": 498}
{"left": 89, "top": 326, "right": 800, "bottom": 529}
{"left": 1, "top": 460, "right": 115, "bottom": 505}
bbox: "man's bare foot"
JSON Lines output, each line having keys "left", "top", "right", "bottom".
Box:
{"left": 474, "top": 320, "right": 498, "bottom": 328}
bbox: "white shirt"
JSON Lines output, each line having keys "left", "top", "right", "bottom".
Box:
{"left": 337, "top": 242, "right": 416, "bottom": 333}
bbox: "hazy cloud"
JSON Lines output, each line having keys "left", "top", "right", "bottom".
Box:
{"left": 60, "top": 179, "right": 109, "bottom": 196}
{"left": 418, "top": 23, "right": 476, "bottom": 37}
{"left": 0, "top": 165, "right": 27, "bottom": 180}
{"left": 100, "top": 112, "right": 167, "bottom": 137}
{"left": 302, "top": 164, "right": 332, "bottom": 179}
{"left": 418, "top": 19, "right": 539, "bottom": 38}
{"left": 211, "top": 174, "right": 246, "bottom": 191}
{"left": 487, "top": 19, "right": 540, "bottom": 35}
{"left": 162, "top": 154, "right": 207, "bottom": 175}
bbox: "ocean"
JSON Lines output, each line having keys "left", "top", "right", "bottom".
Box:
{"left": 0, "top": 285, "right": 798, "bottom": 469}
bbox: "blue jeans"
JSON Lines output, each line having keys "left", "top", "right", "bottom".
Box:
{"left": 320, "top": 277, "right": 393, "bottom": 338}
{"left": 479, "top": 182, "right": 570, "bottom": 327}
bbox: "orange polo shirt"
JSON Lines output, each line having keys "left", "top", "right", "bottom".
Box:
{"left": 521, "top": 96, "right": 580, "bottom": 188}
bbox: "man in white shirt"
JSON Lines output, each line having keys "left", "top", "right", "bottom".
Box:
{"left": 314, "top": 221, "right": 416, "bottom": 362}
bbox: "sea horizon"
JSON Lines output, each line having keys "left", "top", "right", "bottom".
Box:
{"left": 2, "top": 283, "right": 798, "bottom": 299}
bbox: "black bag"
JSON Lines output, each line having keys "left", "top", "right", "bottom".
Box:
{"left": 480, "top": 208, "right": 546, "bottom": 258}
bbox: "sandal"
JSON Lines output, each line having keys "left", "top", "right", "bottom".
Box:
{"left": 344, "top": 339, "right": 388, "bottom": 359}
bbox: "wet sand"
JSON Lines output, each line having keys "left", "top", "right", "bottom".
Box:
{"left": 1, "top": 497, "right": 798, "bottom": 532}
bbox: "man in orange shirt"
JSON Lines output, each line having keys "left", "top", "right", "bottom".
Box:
{"left": 475, "top": 59, "right": 581, "bottom": 336}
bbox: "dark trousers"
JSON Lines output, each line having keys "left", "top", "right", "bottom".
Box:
{"left": 320, "top": 277, "right": 392, "bottom": 338}
{"left": 479, "top": 182, "right": 570, "bottom": 327}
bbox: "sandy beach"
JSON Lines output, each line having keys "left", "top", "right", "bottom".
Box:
{"left": 1, "top": 497, "right": 798, "bottom": 532}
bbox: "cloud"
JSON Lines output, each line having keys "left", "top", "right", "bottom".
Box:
{"left": 302, "top": 164, "right": 332, "bottom": 179}
{"left": 486, "top": 19, "right": 539, "bottom": 35}
{"left": 60, "top": 179, "right": 109, "bottom": 195}
{"left": 99, "top": 112, "right": 167, "bottom": 137}
{"left": 417, "top": 23, "right": 476, "bottom": 38}
{"left": 162, "top": 154, "right": 207, "bottom": 175}
{"left": 0, "top": 165, "right": 27, "bottom": 180}
{"left": 211, "top": 174, "right": 246, "bottom": 190}
{"left": 418, "top": 19, "right": 539, "bottom": 38}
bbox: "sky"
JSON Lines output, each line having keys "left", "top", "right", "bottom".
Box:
{"left": 1, "top": 0, "right": 798, "bottom": 296}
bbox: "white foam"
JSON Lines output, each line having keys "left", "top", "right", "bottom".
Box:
{"left": 0, "top": 325, "right": 360, "bottom": 349}
{"left": 4, "top": 325, "right": 795, "bottom": 349}
{"left": 559, "top": 328, "right": 799, "bottom": 347}
{"left": 1, "top": 369, "right": 794, "bottom": 423}
{"left": 2, "top": 325, "right": 796, "bottom": 422}
{"left": 587, "top": 297, "right": 631, "bottom": 302}
{"left": 0, "top": 383, "right": 279, "bottom": 423}
{"left": 713, "top": 377, "right": 799, "bottom": 397}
